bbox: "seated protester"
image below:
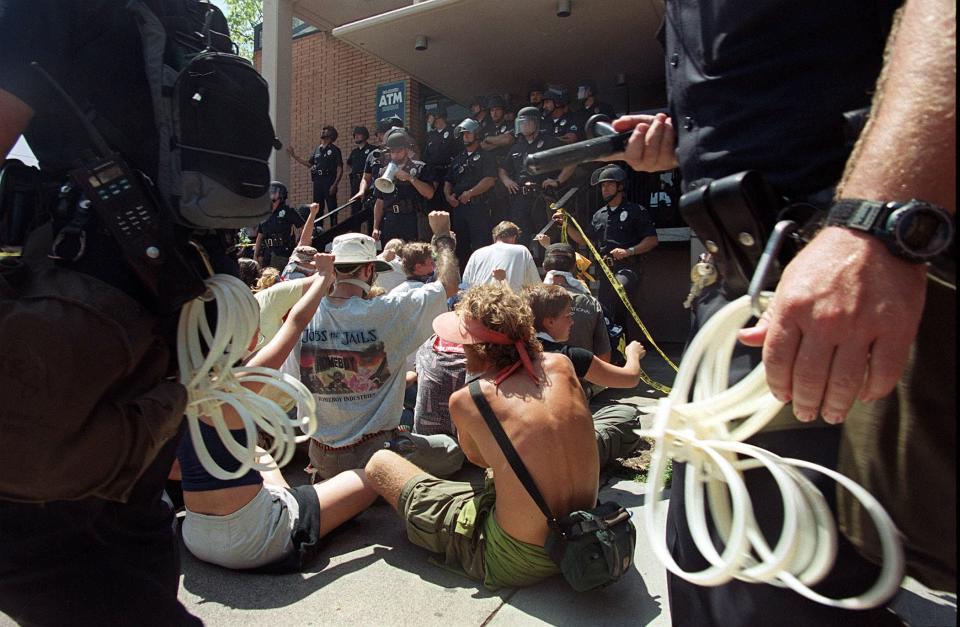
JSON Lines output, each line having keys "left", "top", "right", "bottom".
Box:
{"left": 176, "top": 254, "right": 377, "bottom": 572}
{"left": 254, "top": 274, "right": 312, "bottom": 351}
{"left": 541, "top": 243, "right": 611, "bottom": 361}
{"left": 283, "top": 212, "right": 461, "bottom": 481}
{"left": 254, "top": 267, "right": 281, "bottom": 293}
{"left": 412, "top": 334, "right": 467, "bottom": 437}
{"left": 281, "top": 245, "right": 319, "bottom": 281}
{"left": 393, "top": 241, "right": 435, "bottom": 295}
{"left": 238, "top": 257, "right": 261, "bottom": 290}
{"left": 461, "top": 221, "right": 540, "bottom": 293}
{"left": 523, "top": 284, "right": 646, "bottom": 468}
{"left": 373, "top": 238, "right": 406, "bottom": 293}
{"left": 365, "top": 284, "right": 599, "bottom": 589}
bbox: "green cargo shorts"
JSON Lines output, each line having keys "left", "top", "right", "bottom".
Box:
{"left": 397, "top": 473, "right": 494, "bottom": 582}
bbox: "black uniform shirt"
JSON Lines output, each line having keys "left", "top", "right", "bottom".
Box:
{"left": 373, "top": 159, "right": 433, "bottom": 208}
{"left": 664, "top": 0, "right": 899, "bottom": 198}
{"left": 308, "top": 143, "right": 342, "bottom": 181}
{"left": 423, "top": 127, "right": 461, "bottom": 176}
{"left": 347, "top": 143, "right": 376, "bottom": 177}
{"left": 257, "top": 204, "right": 305, "bottom": 250}
{"left": 580, "top": 100, "right": 616, "bottom": 120}
{"left": 472, "top": 115, "right": 497, "bottom": 144}
{"left": 590, "top": 201, "right": 657, "bottom": 253}
{"left": 363, "top": 147, "right": 386, "bottom": 176}
{"left": 547, "top": 112, "right": 582, "bottom": 142}
{"left": 483, "top": 119, "right": 514, "bottom": 164}
{"left": 446, "top": 149, "right": 498, "bottom": 197}
{"left": 502, "top": 133, "right": 564, "bottom": 185}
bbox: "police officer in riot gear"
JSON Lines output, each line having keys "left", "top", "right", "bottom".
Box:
{"left": 480, "top": 94, "right": 515, "bottom": 222}
{"left": 423, "top": 108, "right": 461, "bottom": 201}
{"left": 468, "top": 95, "right": 496, "bottom": 143}
{"left": 289, "top": 125, "right": 343, "bottom": 227}
{"left": 575, "top": 79, "right": 616, "bottom": 120}
{"left": 371, "top": 128, "right": 435, "bottom": 244}
{"left": 499, "top": 107, "right": 577, "bottom": 249}
{"left": 541, "top": 87, "right": 581, "bottom": 144}
{"left": 346, "top": 126, "right": 376, "bottom": 213}
{"left": 352, "top": 115, "right": 404, "bottom": 207}
{"left": 553, "top": 165, "right": 658, "bottom": 341}
{"left": 445, "top": 118, "right": 499, "bottom": 269}
{"left": 254, "top": 181, "right": 307, "bottom": 269}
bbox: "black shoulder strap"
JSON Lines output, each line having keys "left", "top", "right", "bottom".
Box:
{"left": 467, "top": 380, "right": 560, "bottom": 528}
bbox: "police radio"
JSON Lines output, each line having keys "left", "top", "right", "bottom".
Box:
{"left": 32, "top": 62, "right": 204, "bottom": 313}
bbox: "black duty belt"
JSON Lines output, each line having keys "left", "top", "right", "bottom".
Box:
{"left": 520, "top": 183, "right": 539, "bottom": 196}
{"left": 263, "top": 238, "right": 291, "bottom": 249}
{"left": 387, "top": 202, "right": 417, "bottom": 215}
{"left": 314, "top": 170, "right": 335, "bottom": 177}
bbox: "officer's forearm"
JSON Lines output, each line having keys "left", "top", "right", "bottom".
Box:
{"left": 411, "top": 177, "right": 435, "bottom": 199}
{"left": 558, "top": 164, "right": 577, "bottom": 185}
{"left": 253, "top": 233, "right": 263, "bottom": 258}
{"left": 565, "top": 226, "right": 586, "bottom": 245}
{"left": 373, "top": 200, "right": 384, "bottom": 229}
{"left": 444, "top": 181, "right": 455, "bottom": 200}
{"left": 358, "top": 174, "right": 371, "bottom": 196}
{"left": 470, "top": 177, "right": 496, "bottom": 197}
{"left": 630, "top": 235, "right": 658, "bottom": 256}
{"left": 334, "top": 166, "right": 342, "bottom": 186}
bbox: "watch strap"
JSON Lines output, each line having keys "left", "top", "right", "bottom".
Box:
{"left": 825, "top": 198, "right": 889, "bottom": 232}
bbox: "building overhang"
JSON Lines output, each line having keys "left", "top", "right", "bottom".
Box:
{"left": 323, "top": 0, "right": 664, "bottom": 106}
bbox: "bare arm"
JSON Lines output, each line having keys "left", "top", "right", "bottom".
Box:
{"left": 372, "top": 198, "right": 384, "bottom": 240}
{"left": 584, "top": 341, "right": 645, "bottom": 388}
{"left": 297, "top": 203, "right": 320, "bottom": 247}
{"left": 428, "top": 211, "right": 461, "bottom": 297}
{"left": 0, "top": 89, "right": 33, "bottom": 159}
{"left": 739, "top": 0, "right": 956, "bottom": 423}
{"left": 287, "top": 145, "right": 311, "bottom": 168}
{"left": 481, "top": 133, "right": 514, "bottom": 150}
{"left": 464, "top": 176, "right": 496, "bottom": 200}
{"left": 450, "top": 390, "right": 489, "bottom": 467}
{"left": 253, "top": 232, "right": 264, "bottom": 260}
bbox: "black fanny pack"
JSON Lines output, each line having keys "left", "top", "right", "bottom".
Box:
{"left": 467, "top": 380, "right": 636, "bottom": 591}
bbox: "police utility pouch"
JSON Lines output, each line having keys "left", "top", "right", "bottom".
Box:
{"left": 0, "top": 254, "right": 187, "bottom": 503}
{"left": 129, "top": 0, "right": 278, "bottom": 229}
{"left": 468, "top": 381, "right": 636, "bottom": 591}
{"left": 679, "top": 171, "right": 783, "bottom": 297}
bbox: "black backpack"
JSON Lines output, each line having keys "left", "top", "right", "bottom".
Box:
{"left": 129, "top": 0, "right": 278, "bottom": 229}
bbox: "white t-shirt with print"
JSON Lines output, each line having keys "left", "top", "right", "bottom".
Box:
{"left": 285, "top": 281, "right": 447, "bottom": 446}
{"left": 461, "top": 241, "right": 540, "bottom": 293}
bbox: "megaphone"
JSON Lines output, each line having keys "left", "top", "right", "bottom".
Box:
{"left": 374, "top": 162, "right": 400, "bottom": 194}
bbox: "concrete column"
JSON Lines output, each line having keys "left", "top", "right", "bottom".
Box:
{"left": 262, "top": 0, "right": 293, "bottom": 185}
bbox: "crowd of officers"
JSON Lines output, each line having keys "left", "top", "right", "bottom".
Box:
{"left": 275, "top": 80, "right": 625, "bottom": 269}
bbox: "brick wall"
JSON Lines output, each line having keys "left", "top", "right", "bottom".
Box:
{"left": 255, "top": 32, "right": 425, "bottom": 213}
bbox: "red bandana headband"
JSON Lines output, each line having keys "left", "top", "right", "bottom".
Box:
{"left": 458, "top": 316, "right": 540, "bottom": 385}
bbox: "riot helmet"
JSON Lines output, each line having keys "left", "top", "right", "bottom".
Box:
{"left": 454, "top": 118, "right": 481, "bottom": 140}
{"left": 353, "top": 126, "right": 370, "bottom": 141}
{"left": 383, "top": 128, "right": 415, "bottom": 150}
{"left": 576, "top": 79, "right": 598, "bottom": 102}
{"left": 269, "top": 180, "right": 288, "bottom": 204}
{"left": 377, "top": 115, "right": 404, "bottom": 135}
{"left": 514, "top": 106, "right": 541, "bottom": 137}
{"left": 469, "top": 95, "right": 486, "bottom": 116}
{"left": 542, "top": 87, "right": 569, "bottom": 109}
{"left": 590, "top": 165, "right": 627, "bottom": 204}
{"left": 320, "top": 126, "right": 338, "bottom": 142}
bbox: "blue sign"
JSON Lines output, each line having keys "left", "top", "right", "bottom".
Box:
{"left": 376, "top": 81, "right": 405, "bottom": 122}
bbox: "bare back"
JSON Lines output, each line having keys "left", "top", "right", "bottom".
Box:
{"left": 450, "top": 352, "right": 599, "bottom": 546}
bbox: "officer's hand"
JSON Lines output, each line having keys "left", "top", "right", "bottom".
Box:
{"left": 534, "top": 233, "right": 551, "bottom": 248}
{"left": 328, "top": 184, "right": 338, "bottom": 196}
{"left": 604, "top": 113, "right": 679, "bottom": 173}
{"left": 458, "top": 190, "right": 473, "bottom": 204}
{"left": 492, "top": 268, "right": 507, "bottom": 282}
{"left": 542, "top": 178, "right": 559, "bottom": 189}
{"left": 394, "top": 169, "right": 413, "bottom": 182}
{"left": 446, "top": 194, "right": 460, "bottom": 208}
{"left": 313, "top": 253, "right": 335, "bottom": 276}
{"left": 610, "top": 247, "right": 630, "bottom": 260}
{"left": 551, "top": 209, "right": 565, "bottom": 224}
{"left": 625, "top": 341, "right": 647, "bottom": 361}
{"left": 504, "top": 179, "right": 520, "bottom": 194}
{"left": 286, "top": 145, "right": 297, "bottom": 158}
{"left": 349, "top": 191, "right": 363, "bottom": 202}
{"left": 428, "top": 211, "right": 452, "bottom": 235}
{"left": 738, "top": 227, "right": 928, "bottom": 424}
{"left": 371, "top": 228, "right": 382, "bottom": 242}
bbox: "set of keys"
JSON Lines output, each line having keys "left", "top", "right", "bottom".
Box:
{"left": 683, "top": 254, "right": 718, "bottom": 309}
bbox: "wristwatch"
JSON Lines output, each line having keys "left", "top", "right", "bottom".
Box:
{"left": 825, "top": 198, "right": 954, "bottom": 263}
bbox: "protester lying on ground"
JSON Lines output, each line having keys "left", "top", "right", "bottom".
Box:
{"left": 524, "top": 284, "right": 645, "bottom": 468}
{"left": 461, "top": 221, "right": 540, "bottom": 292}
{"left": 365, "top": 284, "right": 599, "bottom": 589}
{"left": 175, "top": 253, "right": 377, "bottom": 572}
{"left": 283, "top": 212, "right": 462, "bottom": 482}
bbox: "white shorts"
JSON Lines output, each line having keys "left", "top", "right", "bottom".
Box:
{"left": 181, "top": 484, "right": 301, "bottom": 570}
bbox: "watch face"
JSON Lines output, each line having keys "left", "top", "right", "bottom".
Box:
{"left": 888, "top": 203, "right": 954, "bottom": 259}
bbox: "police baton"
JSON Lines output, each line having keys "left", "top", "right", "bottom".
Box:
{"left": 314, "top": 199, "right": 358, "bottom": 225}
{"left": 535, "top": 186, "right": 579, "bottom": 237}
{"left": 523, "top": 115, "right": 630, "bottom": 175}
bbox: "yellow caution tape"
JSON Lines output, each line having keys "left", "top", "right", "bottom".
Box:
{"left": 556, "top": 208, "right": 679, "bottom": 390}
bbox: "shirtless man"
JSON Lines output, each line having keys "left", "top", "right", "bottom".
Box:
{"left": 365, "top": 285, "right": 599, "bottom": 588}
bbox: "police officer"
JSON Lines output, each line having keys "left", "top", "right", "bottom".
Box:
{"left": 541, "top": 87, "right": 581, "bottom": 144}
{"left": 352, "top": 116, "right": 403, "bottom": 207}
{"left": 499, "top": 106, "right": 577, "bottom": 249}
{"left": 468, "top": 95, "right": 496, "bottom": 143}
{"left": 444, "top": 118, "right": 499, "bottom": 269}
{"left": 371, "top": 128, "right": 435, "bottom": 244}
{"left": 480, "top": 94, "right": 515, "bottom": 223}
{"left": 289, "top": 125, "right": 343, "bottom": 228}
{"left": 346, "top": 125, "right": 376, "bottom": 216}
{"left": 422, "top": 107, "right": 461, "bottom": 202}
{"left": 574, "top": 79, "right": 616, "bottom": 120}
{"left": 553, "top": 165, "right": 658, "bottom": 341}
{"left": 254, "top": 181, "right": 307, "bottom": 269}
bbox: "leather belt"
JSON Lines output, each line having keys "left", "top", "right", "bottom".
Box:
{"left": 312, "top": 429, "right": 392, "bottom": 451}
{"left": 264, "top": 238, "right": 288, "bottom": 249}
{"left": 520, "top": 183, "right": 539, "bottom": 196}
{"left": 389, "top": 202, "right": 416, "bottom": 214}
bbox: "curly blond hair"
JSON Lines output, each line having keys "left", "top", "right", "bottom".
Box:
{"left": 253, "top": 267, "right": 280, "bottom": 292}
{"left": 456, "top": 284, "right": 541, "bottom": 373}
